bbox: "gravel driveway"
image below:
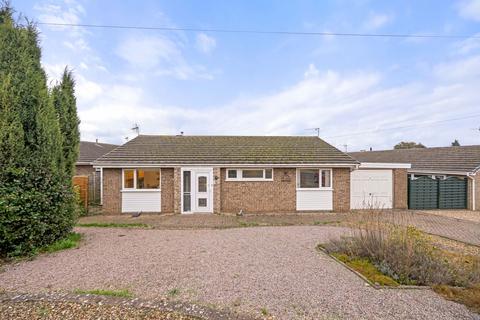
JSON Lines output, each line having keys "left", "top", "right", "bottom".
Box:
{"left": 0, "top": 226, "right": 477, "bottom": 320}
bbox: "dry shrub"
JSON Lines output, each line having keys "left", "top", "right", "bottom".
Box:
{"left": 325, "top": 209, "right": 480, "bottom": 287}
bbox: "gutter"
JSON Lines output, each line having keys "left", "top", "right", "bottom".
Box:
{"left": 92, "top": 163, "right": 359, "bottom": 169}
{"left": 408, "top": 169, "right": 470, "bottom": 176}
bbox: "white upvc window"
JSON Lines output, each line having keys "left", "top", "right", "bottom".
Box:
{"left": 226, "top": 168, "right": 273, "bottom": 181}
{"left": 296, "top": 168, "right": 332, "bottom": 189}
{"left": 122, "top": 168, "right": 161, "bottom": 190}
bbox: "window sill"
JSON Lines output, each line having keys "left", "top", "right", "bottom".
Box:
{"left": 225, "top": 178, "right": 274, "bottom": 182}
{"left": 296, "top": 188, "right": 333, "bottom": 191}
{"left": 121, "top": 189, "right": 161, "bottom": 192}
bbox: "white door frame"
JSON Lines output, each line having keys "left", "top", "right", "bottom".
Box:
{"left": 181, "top": 167, "right": 214, "bottom": 214}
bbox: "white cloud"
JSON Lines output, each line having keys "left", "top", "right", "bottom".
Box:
{"left": 435, "top": 55, "right": 480, "bottom": 80}
{"left": 76, "top": 75, "right": 103, "bottom": 102}
{"left": 454, "top": 33, "right": 480, "bottom": 55}
{"left": 196, "top": 33, "right": 217, "bottom": 54}
{"left": 75, "top": 56, "right": 480, "bottom": 149}
{"left": 304, "top": 64, "right": 319, "bottom": 78}
{"left": 363, "top": 12, "right": 394, "bottom": 30}
{"left": 116, "top": 36, "right": 181, "bottom": 69}
{"left": 34, "top": 2, "right": 82, "bottom": 25}
{"left": 458, "top": 0, "right": 480, "bottom": 21}
{"left": 116, "top": 35, "right": 213, "bottom": 80}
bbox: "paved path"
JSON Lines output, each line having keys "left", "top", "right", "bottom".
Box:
{"left": 0, "top": 226, "right": 477, "bottom": 320}
{"left": 405, "top": 211, "right": 480, "bottom": 246}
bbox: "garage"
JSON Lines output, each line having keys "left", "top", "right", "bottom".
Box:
{"left": 349, "top": 146, "right": 480, "bottom": 211}
{"left": 351, "top": 169, "right": 393, "bottom": 209}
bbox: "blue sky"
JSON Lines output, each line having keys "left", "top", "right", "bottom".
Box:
{"left": 13, "top": 0, "right": 480, "bottom": 151}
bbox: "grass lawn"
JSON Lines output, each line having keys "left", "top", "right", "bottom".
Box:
{"left": 39, "top": 233, "right": 82, "bottom": 254}
{"left": 74, "top": 288, "right": 133, "bottom": 298}
{"left": 77, "top": 222, "right": 151, "bottom": 229}
{"left": 434, "top": 285, "right": 480, "bottom": 314}
{"left": 330, "top": 252, "right": 399, "bottom": 287}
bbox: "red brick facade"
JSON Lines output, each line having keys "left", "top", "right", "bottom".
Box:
{"left": 393, "top": 169, "right": 408, "bottom": 209}
{"left": 219, "top": 168, "right": 297, "bottom": 214}
{"left": 332, "top": 168, "right": 351, "bottom": 212}
{"left": 100, "top": 166, "right": 359, "bottom": 214}
{"left": 102, "top": 168, "right": 122, "bottom": 214}
{"left": 468, "top": 172, "right": 480, "bottom": 211}
{"left": 75, "top": 165, "right": 95, "bottom": 176}
{"left": 161, "top": 168, "right": 175, "bottom": 213}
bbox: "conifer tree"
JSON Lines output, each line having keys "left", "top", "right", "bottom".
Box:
{"left": 0, "top": 3, "right": 77, "bottom": 256}
{"left": 52, "top": 69, "right": 80, "bottom": 178}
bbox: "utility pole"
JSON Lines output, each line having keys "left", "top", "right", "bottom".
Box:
{"left": 343, "top": 144, "right": 348, "bottom": 152}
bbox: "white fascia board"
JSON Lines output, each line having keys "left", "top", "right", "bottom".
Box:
{"left": 76, "top": 162, "right": 93, "bottom": 165}
{"left": 359, "top": 162, "right": 411, "bottom": 169}
{"left": 408, "top": 169, "right": 469, "bottom": 176}
{"left": 93, "top": 163, "right": 358, "bottom": 169}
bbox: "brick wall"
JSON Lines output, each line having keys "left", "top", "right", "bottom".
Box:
{"left": 161, "top": 168, "right": 174, "bottom": 213}
{"left": 468, "top": 172, "right": 480, "bottom": 211}
{"left": 102, "top": 168, "right": 173, "bottom": 214}
{"left": 220, "top": 168, "right": 296, "bottom": 214}
{"left": 173, "top": 167, "right": 181, "bottom": 214}
{"left": 75, "top": 165, "right": 95, "bottom": 176}
{"left": 476, "top": 173, "right": 480, "bottom": 211}
{"left": 102, "top": 168, "right": 122, "bottom": 214}
{"left": 213, "top": 167, "right": 221, "bottom": 214}
{"left": 332, "top": 168, "right": 350, "bottom": 212}
{"left": 393, "top": 168, "right": 408, "bottom": 209}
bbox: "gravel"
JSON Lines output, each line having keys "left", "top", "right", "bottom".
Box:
{"left": 0, "top": 300, "right": 196, "bottom": 320}
{"left": 0, "top": 226, "right": 478, "bottom": 320}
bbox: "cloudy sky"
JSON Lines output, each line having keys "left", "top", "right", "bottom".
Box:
{"left": 14, "top": 0, "right": 480, "bottom": 151}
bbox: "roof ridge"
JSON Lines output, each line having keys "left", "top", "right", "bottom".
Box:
{"left": 137, "top": 134, "right": 320, "bottom": 138}
{"left": 350, "top": 144, "right": 480, "bottom": 153}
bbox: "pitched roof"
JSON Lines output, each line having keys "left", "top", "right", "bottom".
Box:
{"left": 78, "top": 141, "right": 119, "bottom": 164}
{"left": 94, "top": 135, "right": 358, "bottom": 166}
{"left": 349, "top": 145, "right": 480, "bottom": 174}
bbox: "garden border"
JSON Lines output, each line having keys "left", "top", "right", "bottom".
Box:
{"left": 0, "top": 291, "right": 250, "bottom": 320}
{"left": 316, "top": 246, "right": 430, "bottom": 290}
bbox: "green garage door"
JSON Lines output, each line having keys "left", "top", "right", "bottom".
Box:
{"left": 408, "top": 175, "right": 467, "bottom": 210}
{"left": 438, "top": 177, "right": 468, "bottom": 209}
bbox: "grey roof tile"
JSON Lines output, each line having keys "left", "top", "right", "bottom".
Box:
{"left": 78, "top": 141, "right": 119, "bottom": 164}
{"left": 350, "top": 145, "right": 480, "bottom": 173}
{"left": 94, "top": 135, "right": 358, "bottom": 166}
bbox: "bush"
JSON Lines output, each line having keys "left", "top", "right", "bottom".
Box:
{"left": 0, "top": 168, "right": 77, "bottom": 257}
{"left": 324, "top": 210, "right": 480, "bottom": 287}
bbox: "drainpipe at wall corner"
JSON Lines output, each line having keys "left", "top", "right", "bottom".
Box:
{"left": 100, "top": 167, "right": 104, "bottom": 206}
{"left": 467, "top": 173, "right": 476, "bottom": 211}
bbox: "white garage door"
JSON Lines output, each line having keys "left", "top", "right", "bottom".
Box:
{"left": 351, "top": 169, "right": 393, "bottom": 209}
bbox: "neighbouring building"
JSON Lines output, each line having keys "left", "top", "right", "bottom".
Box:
{"left": 76, "top": 140, "right": 118, "bottom": 205}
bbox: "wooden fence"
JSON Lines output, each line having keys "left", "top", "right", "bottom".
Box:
{"left": 73, "top": 175, "right": 88, "bottom": 209}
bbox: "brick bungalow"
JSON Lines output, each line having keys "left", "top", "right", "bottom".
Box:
{"left": 350, "top": 145, "right": 480, "bottom": 211}
{"left": 93, "top": 135, "right": 409, "bottom": 215}
{"left": 76, "top": 140, "right": 118, "bottom": 176}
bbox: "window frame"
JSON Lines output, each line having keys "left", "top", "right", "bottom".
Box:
{"left": 296, "top": 168, "right": 333, "bottom": 190}
{"left": 122, "top": 168, "right": 161, "bottom": 191}
{"left": 225, "top": 168, "right": 274, "bottom": 182}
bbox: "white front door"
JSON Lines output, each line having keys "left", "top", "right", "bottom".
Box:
{"left": 350, "top": 169, "right": 393, "bottom": 209}
{"left": 181, "top": 168, "right": 213, "bottom": 213}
